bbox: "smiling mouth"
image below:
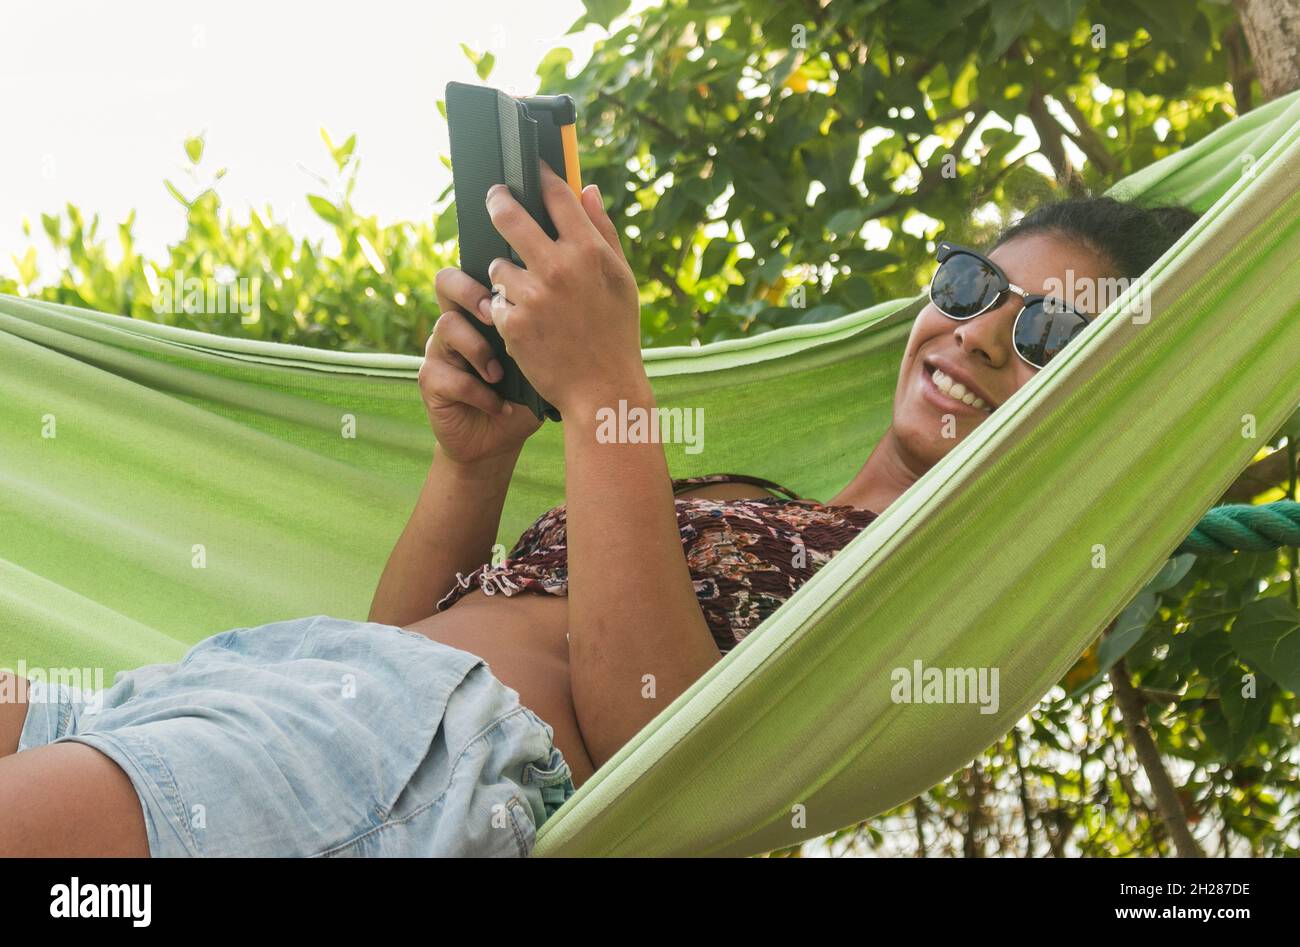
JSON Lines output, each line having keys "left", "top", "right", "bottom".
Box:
{"left": 923, "top": 363, "right": 995, "bottom": 414}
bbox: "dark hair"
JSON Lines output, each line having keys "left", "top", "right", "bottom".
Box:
{"left": 990, "top": 195, "right": 1200, "bottom": 281}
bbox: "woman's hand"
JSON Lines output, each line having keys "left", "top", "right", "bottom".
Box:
{"left": 484, "top": 163, "right": 645, "bottom": 416}
{"left": 419, "top": 267, "right": 543, "bottom": 468}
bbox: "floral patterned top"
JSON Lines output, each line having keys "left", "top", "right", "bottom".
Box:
{"left": 435, "top": 474, "right": 880, "bottom": 654}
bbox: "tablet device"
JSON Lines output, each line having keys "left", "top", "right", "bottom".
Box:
{"left": 445, "top": 81, "right": 582, "bottom": 422}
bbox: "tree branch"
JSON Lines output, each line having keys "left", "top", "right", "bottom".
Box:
{"left": 1108, "top": 658, "right": 1206, "bottom": 857}
{"left": 1056, "top": 91, "right": 1122, "bottom": 181}
{"left": 595, "top": 92, "right": 689, "bottom": 147}
{"left": 912, "top": 795, "right": 929, "bottom": 857}
{"left": 911, "top": 104, "right": 990, "bottom": 202}
{"left": 962, "top": 760, "right": 986, "bottom": 857}
{"left": 1026, "top": 83, "right": 1087, "bottom": 194}
{"left": 1011, "top": 724, "right": 1038, "bottom": 856}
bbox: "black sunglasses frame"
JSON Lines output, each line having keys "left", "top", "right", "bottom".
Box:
{"left": 927, "top": 240, "right": 1091, "bottom": 370}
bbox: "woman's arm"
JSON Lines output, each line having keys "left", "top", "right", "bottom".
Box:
{"left": 368, "top": 446, "right": 518, "bottom": 627}
{"left": 369, "top": 268, "right": 542, "bottom": 627}
{"left": 483, "top": 167, "right": 722, "bottom": 769}
{"left": 562, "top": 384, "right": 723, "bottom": 769}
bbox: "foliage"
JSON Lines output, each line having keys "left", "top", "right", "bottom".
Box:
{"left": 2, "top": 0, "right": 1254, "bottom": 353}
{"left": 541, "top": 0, "right": 1248, "bottom": 343}
{"left": 2, "top": 130, "right": 455, "bottom": 354}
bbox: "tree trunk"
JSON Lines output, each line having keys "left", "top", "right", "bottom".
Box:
{"left": 1234, "top": 0, "right": 1300, "bottom": 100}
{"left": 1109, "top": 659, "right": 1206, "bottom": 857}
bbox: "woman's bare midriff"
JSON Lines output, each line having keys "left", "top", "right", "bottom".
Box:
{"left": 402, "top": 589, "right": 597, "bottom": 788}
{"left": 395, "top": 485, "right": 770, "bottom": 790}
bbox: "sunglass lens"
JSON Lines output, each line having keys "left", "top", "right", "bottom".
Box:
{"left": 932, "top": 254, "right": 1002, "bottom": 318}
{"left": 1014, "top": 299, "right": 1089, "bottom": 368}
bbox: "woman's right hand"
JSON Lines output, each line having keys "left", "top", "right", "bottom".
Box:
{"left": 419, "top": 267, "right": 543, "bottom": 468}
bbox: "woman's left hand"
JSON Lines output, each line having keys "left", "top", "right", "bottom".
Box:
{"left": 484, "top": 163, "right": 647, "bottom": 416}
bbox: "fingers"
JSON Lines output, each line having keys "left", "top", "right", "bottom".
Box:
{"left": 435, "top": 267, "right": 495, "bottom": 325}
{"left": 580, "top": 183, "right": 626, "bottom": 262}
{"left": 422, "top": 357, "right": 510, "bottom": 416}
{"left": 431, "top": 309, "right": 502, "bottom": 384}
{"left": 486, "top": 183, "right": 551, "bottom": 268}
{"left": 422, "top": 320, "right": 509, "bottom": 416}
{"left": 539, "top": 161, "right": 597, "bottom": 242}
{"left": 486, "top": 257, "right": 533, "bottom": 334}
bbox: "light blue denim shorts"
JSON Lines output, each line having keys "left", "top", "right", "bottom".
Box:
{"left": 16, "top": 615, "right": 577, "bottom": 857}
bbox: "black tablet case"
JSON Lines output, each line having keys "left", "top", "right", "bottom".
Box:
{"left": 445, "top": 81, "right": 568, "bottom": 422}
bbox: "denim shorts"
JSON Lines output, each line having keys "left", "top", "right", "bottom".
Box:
{"left": 16, "top": 615, "right": 577, "bottom": 857}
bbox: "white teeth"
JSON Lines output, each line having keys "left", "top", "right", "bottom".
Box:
{"left": 930, "top": 367, "right": 991, "bottom": 412}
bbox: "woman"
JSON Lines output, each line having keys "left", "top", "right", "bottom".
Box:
{"left": 0, "top": 165, "right": 1197, "bottom": 857}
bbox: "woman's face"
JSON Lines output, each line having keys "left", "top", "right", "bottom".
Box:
{"left": 892, "top": 231, "right": 1113, "bottom": 471}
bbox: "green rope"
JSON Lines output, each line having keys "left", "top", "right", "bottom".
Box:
{"left": 1175, "top": 500, "right": 1300, "bottom": 556}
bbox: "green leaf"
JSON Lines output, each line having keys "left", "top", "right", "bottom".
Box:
{"left": 1219, "top": 670, "right": 1271, "bottom": 761}
{"left": 459, "top": 44, "right": 495, "bottom": 79}
{"left": 700, "top": 238, "right": 734, "bottom": 275}
{"left": 334, "top": 134, "right": 356, "bottom": 170}
{"left": 826, "top": 195, "right": 900, "bottom": 236}
{"left": 1034, "top": 0, "right": 1082, "bottom": 33}
{"left": 536, "top": 47, "right": 575, "bottom": 85}
{"left": 15, "top": 246, "right": 38, "bottom": 285}
{"left": 41, "top": 213, "right": 61, "bottom": 245}
{"left": 1232, "top": 596, "right": 1300, "bottom": 692}
{"left": 836, "top": 274, "right": 875, "bottom": 309}
{"left": 579, "top": 0, "right": 630, "bottom": 30}
{"left": 184, "top": 135, "right": 204, "bottom": 165}
{"left": 755, "top": 252, "right": 788, "bottom": 283}
{"left": 988, "top": 0, "right": 1036, "bottom": 58}
{"left": 827, "top": 207, "right": 868, "bottom": 235}
{"left": 1095, "top": 591, "right": 1158, "bottom": 676}
{"left": 1192, "top": 629, "right": 1238, "bottom": 680}
{"left": 307, "top": 194, "right": 343, "bottom": 227}
{"left": 163, "top": 179, "right": 191, "bottom": 208}
{"left": 1144, "top": 553, "right": 1197, "bottom": 594}
{"left": 434, "top": 202, "right": 458, "bottom": 243}
{"left": 1217, "top": 549, "right": 1281, "bottom": 585}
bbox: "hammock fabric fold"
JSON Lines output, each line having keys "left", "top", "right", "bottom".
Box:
{"left": 2, "top": 89, "right": 1298, "bottom": 857}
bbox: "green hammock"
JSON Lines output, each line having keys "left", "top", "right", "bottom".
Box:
{"left": 2, "top": 88, "right": 1298, "bottom": 857}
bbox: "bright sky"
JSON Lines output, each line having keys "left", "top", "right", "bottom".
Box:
{"left": 0, "top": 0, "right": 613, "bottom": 264}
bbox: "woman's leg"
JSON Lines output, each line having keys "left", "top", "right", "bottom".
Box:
{"left": 0, "top": 672, "right": 28, "bottom": 757}
{"left": 0, "top": 742, "right": 150, "bottom": 856}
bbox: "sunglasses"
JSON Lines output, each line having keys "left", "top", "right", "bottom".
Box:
{"left": 927, "top": 241, "right": 1091, "bottom": 370}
